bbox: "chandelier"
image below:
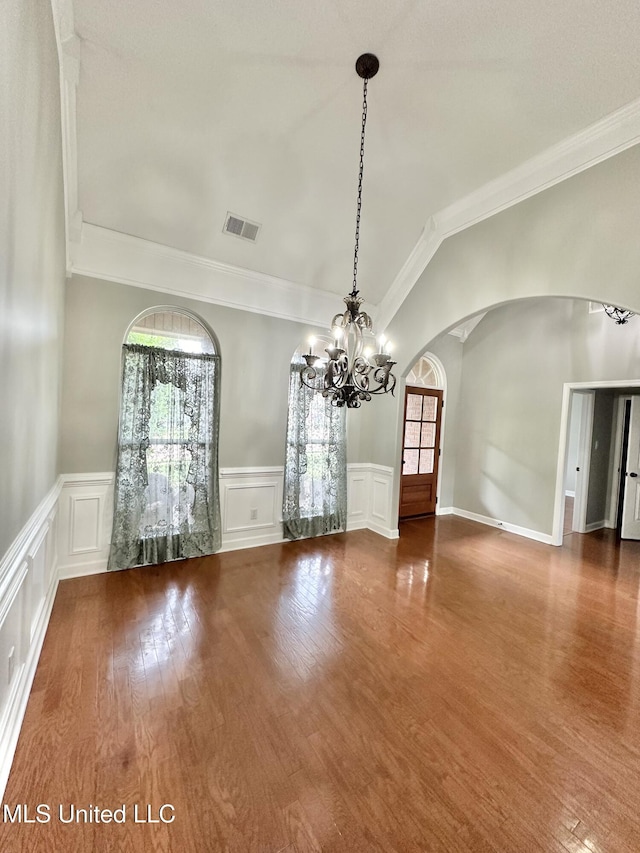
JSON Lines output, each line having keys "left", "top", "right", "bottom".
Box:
{"left": 301, "top": 53, "right": 396, "bottom": 408}
{"left": 602, "top": 304, "right": 635, "bottom": 324}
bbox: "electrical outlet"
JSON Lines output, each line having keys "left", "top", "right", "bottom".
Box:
{"left": 250, "top": 508, "right": 258, "bottom": 521}
{"left": 7, "top": 646, "right": 15, "bottom": 685}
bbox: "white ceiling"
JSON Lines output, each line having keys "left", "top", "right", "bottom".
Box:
{"left": 71, "top": 0, "right": 640, "bottom": 307}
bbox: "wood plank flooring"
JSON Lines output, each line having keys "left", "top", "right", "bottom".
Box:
{"left": 2, "top": 517, "right": 640, "bottom": 852}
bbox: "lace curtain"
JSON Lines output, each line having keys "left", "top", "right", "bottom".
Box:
{"left": 108, "top": 344, "right": 221, "bottom": 570}
{"left": 282, "top": 358, "right": 347, "bottom": 540}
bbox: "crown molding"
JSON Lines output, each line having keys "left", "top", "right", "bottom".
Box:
{"left": 50, "top": 0, "right": 640, "bottom": 328}
{"left": 50, "top": 0, "right": 82, "bottom": 274}
{"left": 447, "top": 313, "right": 486, "bottom": 343}
{"left": 375, "top": 218, "right": 441, "bottom": 335}
{"left": 72, "top": 224, "right": 343, "bottom": 327}
{"left": 377, "top": 96, "right": 640, "bottom": 329}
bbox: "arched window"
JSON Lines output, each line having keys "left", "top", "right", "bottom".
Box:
{"left": 126, "top": 309, "right": 216, "bottom": 354}
{"left": 108, "top": 309, "right": 221, "bottom": 570}
{"left": 406, "top": 354, "right": 444, "bottom": 388}
{"left": 282, "top": 348, "right": 347, "bottom": 540}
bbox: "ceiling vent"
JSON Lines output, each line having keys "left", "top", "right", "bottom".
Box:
{"left": 223, "top": 212, "right": 261, "bottom": 242}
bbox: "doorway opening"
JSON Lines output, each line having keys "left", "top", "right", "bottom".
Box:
{"left": 554, "top": 381, "right": 640, "bottom": 545}
{"left": 399, "top": 354, "right": 446, "bottom": 522}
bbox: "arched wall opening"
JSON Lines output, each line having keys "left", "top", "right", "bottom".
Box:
{"left": 386, "top": 296, "right": 640, "bottom": 544}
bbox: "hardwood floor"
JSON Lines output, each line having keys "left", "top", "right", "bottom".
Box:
{"left": 2, "top": 517, "right": 640, "bottom": 852}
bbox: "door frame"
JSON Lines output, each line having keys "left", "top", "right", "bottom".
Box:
{"left": 610, "top": 395, "right": 631, "bottom": 532}
{"left": 400, "top": 353, "right": 447, "bottom": 522}
{"left": 399, "top": 386, "right": 443, "bottom": 519}
{"left": 552, "top": 379, "right": 640, "bottom": 545}
{"left": 571, "top": 391, "right": 594, "bottom": 534}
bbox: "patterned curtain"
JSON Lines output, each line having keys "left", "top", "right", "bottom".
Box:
{"left": 108, "top": 344, "right": 221, "bottom": 570}
{"left": 283, "top": 358, "right": 347, "bottom": 540}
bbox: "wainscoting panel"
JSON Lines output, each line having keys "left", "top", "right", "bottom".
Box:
{"left": 57, "top": 474, "right": 114, "bottom": 578}
{"left": 369, "top": 465, "right": 399, "bottom": 539}
{"left": 55, "top": 465, "right": 400, "bottom": 570}
{"left": 347, "top": 464, "right": 371, "bottom": 531}
{"left": 69, "top": 495, "right": 102, "bottom": 553}
{"left": 219, "top": 467, "right": 284, "bottom": 551}
{"left": 348, "top": 464, "right": 398, "bottom": 539}
{"left": 0, "top": 480, "right": 60, "bottom": 800}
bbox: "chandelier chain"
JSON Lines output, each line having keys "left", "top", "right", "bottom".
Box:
{"left": 352, "top": 78, "right": 368, "bottom": 297}
{"left": 300, "top": 54, "right": 395, "bottom": 407}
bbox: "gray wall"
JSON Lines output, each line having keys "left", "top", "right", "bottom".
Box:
{"left": 0, "top": 2, "right": 66, "bottom": 559}
{"left": 449, "top": 299, "right": 640, "bottom": 534}
{"left": 586, "top": 391, "right": 615, "bottom": 526}
{"left": 370, "top": 144, "right": 640, "bottom": 482}
{"left": 61, "top": 276, "right": 340, "bottom": 472}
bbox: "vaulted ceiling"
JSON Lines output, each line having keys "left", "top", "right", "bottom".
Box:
{"left": 57, "top": 0, "right": 640, "bottom": 322}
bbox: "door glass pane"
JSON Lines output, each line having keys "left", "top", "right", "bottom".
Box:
{"left": 421, "top": 422, "right": 435, "bottom": 447}
{"left": 406, "top": 394, "right": 423, "bottom": 421}
{"left": 422, "top": 396, "right": 437, "bottom": 421}
{"left": 419, "top": 449, "right": 434, "bottom": 474}
{"left": 404, "top": 421, "right": 420, "bottom": 448}
{"left": 403, "top": 449, "right": 419, "bottom": 475}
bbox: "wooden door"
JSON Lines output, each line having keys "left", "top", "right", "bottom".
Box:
{"left": 399, "top": 387, "right": 442, "bottom": 519}
{"left": 621, "top": 396, "right": 640, "bottom": 540}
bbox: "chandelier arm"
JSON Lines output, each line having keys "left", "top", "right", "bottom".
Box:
{"left": 368, "top": 366, "right": 397, "bottom": 395}
{"left": 603, "top": 304, "right": 635, "bottom": 324}
{"left": 300, "top": 364, "right": 323, "bottom": 393}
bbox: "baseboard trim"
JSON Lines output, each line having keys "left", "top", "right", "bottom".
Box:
{"left": 366, "top": 521, "right": 400, "bottom": 540}
{"left": 436, "top": 506, "right": 454, "bottom": 516}
{"left": 452, "top": 508, "right": 554, "bottom": 545}
{"left": 565, "top": 490, "right": 576, "bottom": 498}
{"left": 585, "top": 520, "right": 606, "bottom": 533}
{"left": 58, "top": 560, "right": 108, "bottom": 580}
{"left": 218, "top": 532, "right": 285, "bottom": 553}
{"left": 58, "top": 533, "right": 287, "bottom": 569}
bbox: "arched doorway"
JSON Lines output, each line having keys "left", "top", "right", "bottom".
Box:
{"left": 399, "top": 354, "right": 447, "bottom": 520}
